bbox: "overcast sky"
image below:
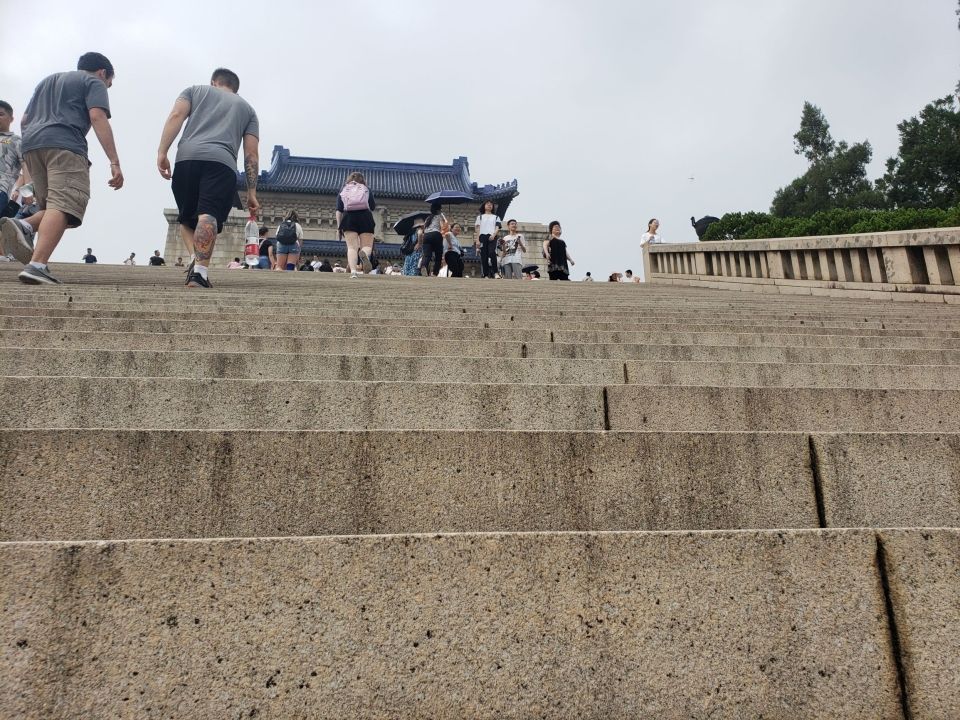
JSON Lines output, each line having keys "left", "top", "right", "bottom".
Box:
{"left": 2, "top": 0, "right": 957, "bottom": 278}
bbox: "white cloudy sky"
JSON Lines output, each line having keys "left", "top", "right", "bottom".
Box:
{"left": 2, "top": 0, "right": 957, "bottom": 278}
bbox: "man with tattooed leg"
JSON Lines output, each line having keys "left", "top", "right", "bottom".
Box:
{"left": 157, "top": 67, "right": 259, "bottom": 288}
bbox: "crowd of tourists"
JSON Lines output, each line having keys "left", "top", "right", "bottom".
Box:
{"left": 0, "top": 51, "right": 659, "bottom": 287}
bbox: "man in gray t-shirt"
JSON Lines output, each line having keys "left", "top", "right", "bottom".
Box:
{"left": 157, "top": 67, "right": 260, "bottom": 290}
{"left": 0, "top": 51, "right": 124, "bottom": 286}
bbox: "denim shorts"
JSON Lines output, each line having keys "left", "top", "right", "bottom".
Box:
{"left": 276, "top": 241, "right": 300, "bottom": 256}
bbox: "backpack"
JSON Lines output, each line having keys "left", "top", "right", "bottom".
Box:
{"left": 340, "top": 181, "right": 370, "bottom": 211}
{"left": 276, "top": 219, "right": 298, "bottom": 243}
{"left": 400, "top": 233, "right": 417, "bottom": 256}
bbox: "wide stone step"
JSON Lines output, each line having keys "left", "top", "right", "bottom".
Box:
{"left": 7, "top": 328, "right": 960, "bottom": 365}
{"left": 3, "top": 347, "right": 959, "bottom": 388}
{"left": 3, "top": 310, "right": 959, "bottom": 338}
{"left": 3, "top": 376, "right": 958, "bottom": 431}
{"left": 3, "top": 430, "right": 957, "bottom": 542}
{"left": 4, "top": 298, "right": 960, "bottom": 328}
{"left": 3, "top": 529, "right": 955, "bottom": 718}
{"left": 4, "top": 315, "right": 958, "bottom": 349}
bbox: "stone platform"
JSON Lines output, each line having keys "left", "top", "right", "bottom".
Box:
{"left": 1, "top": 263, "right": 957, "bottom": 718}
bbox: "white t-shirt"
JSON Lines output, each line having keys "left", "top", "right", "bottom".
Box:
{"left": 641, "top": 232, "right": 662, "bottom": 244}
{"left": 123, "top": 257, "right": 136, "bottom": 266}
{"left": 500, "top": 233, "right": 525, "bottom": 264}
{"left": 475, "top": 213, "right": 502, "bottom": 236}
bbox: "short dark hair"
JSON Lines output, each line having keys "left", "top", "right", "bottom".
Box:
{"left": 506, "top": 218, "right": 517, "bottom": 225}
{"left": 0, "top": 100, "right": 12, "bottom": 115}
{"left": 211, "top": 68, "right": 240, "bottom": 92}
{"left": 77, "top": 52, "right": 115, "bottom": 78}
{"left": 548, "top": 220, "right": 561, "bottom": 233}
{"left": 259, "top": 226, "right": 269, "bottom": 236}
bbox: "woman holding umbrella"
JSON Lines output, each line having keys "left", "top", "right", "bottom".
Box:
{"left": 419, "top": 202, "right": 446, "bottom": 276}
{"left": 336, "top": 171, "right": 377, "bottom": 278}
{"left": 543, "top": 220, "right": 575, "bottom": 280}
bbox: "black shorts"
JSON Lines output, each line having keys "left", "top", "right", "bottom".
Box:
{"left": 339, "top": 209, "right": 375, "bottom": 234}
{"left": 172, "top": 160, "right": 237, "bottom": 233}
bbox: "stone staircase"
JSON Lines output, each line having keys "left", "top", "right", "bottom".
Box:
{"left": 1, "top": 262, "right": 957, "bottom": 719}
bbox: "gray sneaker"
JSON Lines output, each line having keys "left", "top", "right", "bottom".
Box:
{"left": 358, "top": 249, "right": 372, "bottom": 273}
{"left": 0, "top": 217, "right": 35, "bottom": 264}
{"left": 18, "top": 264, "right": 61, "bottom": 285}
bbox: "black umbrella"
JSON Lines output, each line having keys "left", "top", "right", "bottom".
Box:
{"left": 425, "top": 190, "right": 474, "bottom": 205}
{"left": 393, "top": 211, "right": 431, "bottom": 236}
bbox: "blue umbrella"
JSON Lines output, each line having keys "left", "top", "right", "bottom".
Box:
{"left": 425, "top": 190, "right": 474, "bottom": 205}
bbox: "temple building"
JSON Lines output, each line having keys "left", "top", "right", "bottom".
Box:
{"left": 163, "top": 146, "right": 550, "bottom": 273}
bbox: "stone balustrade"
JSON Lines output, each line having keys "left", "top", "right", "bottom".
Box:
{"left": 644, "top": 227, "right": 960, "bottom": 302}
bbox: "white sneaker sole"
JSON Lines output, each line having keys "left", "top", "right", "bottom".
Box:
{"left": 0, "top": 218, "right": 33, "bottom": 264}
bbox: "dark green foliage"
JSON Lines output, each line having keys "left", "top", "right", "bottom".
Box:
{"left": 701, "top": 205, "right": 960, "bottom": 241}
{"left": 877, "top": 96, "right": 960, "bottom": 210}
{"left": 771, "top": 102, "right": 884, "bottom": 217}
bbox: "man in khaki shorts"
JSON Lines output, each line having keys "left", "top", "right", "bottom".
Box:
{"left": 0, "top": 52, "right": 123, "bottom": 285}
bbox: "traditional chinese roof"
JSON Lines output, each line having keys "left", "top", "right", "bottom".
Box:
{"left": 293, "top": 239, "right": 481, "bottom": 262}
{"left": 241, "top": 146, "right": 519, "bottom": 215}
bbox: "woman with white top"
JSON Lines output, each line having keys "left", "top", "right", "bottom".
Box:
{"left": 640, "top": 218, "right": 662, "bottom": 245}
{"left": 498, "top": 219, "right": 526, "bottom": 279}
{"left": 474, "top": 200, "right": 502, "bottom": 279}
{"left": 274, "top": 210, "right": 303, "bottom": 271}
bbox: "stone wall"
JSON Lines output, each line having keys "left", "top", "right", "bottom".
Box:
{"left": 645, "top": 227, "right": 960, "bottom": 302}
{"left": 164, "top": 190, "right": 550, "bottom": 274}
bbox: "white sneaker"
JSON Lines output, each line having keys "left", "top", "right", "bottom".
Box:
{"left": 350, "top": 271, "right": 359, "bottom": 278}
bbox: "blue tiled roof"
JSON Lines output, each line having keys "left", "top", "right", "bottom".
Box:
{"left": 242, "top": 146, "right": 518, "bottom": 213}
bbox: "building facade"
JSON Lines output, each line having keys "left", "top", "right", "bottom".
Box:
{"left": 163, "top": 146, "right": 550, "bottom": 274}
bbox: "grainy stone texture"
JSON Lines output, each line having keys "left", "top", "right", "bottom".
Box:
{"left": 0, "top": 530, "right": 901, "bottom": 719}
{"left": 878, "top": 530, "right": 960, "bottom": 720}
{"left": 0, "top": 377, "right": 605, "bottom": 431}
{"left": 815, "top": 434, "right": 960, "bottom": 528}
{"left": 0, "top": 430, "right": 818, "bottom": 540}
{"left": 606, "top": 386, "right": 960, "bottom": 432}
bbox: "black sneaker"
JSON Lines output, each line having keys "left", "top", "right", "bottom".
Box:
{"left": 186, "top": 271, "right": 211, "bottom": 288}
{"left": 183, "top": 258, "right": 195, "bottom": 284}
{"left": 18, "top": 264, "right": 61, "bottom": 285}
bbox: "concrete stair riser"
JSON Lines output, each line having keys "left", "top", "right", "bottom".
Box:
{"left": 3, "top": 377, "right": 959, "bottom": 432}
{"left": 1, "top": 529, "right": 927, "bottom": 719}
{"left": 3, "top": 347, "right": 960, "bottom": 388}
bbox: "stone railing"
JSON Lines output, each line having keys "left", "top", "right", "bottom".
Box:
{"left": 644, "top": 227, "right": 960, "bottom": 302}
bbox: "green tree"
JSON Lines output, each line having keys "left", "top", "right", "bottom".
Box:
{"left": 792, "top": 101, "right": 835, "bottom": 162}
{"left": 878, "top": 95, "right": 960, "bottom": 209}
{"left": 771, "top": 103, "right": 884, "bottom": 217}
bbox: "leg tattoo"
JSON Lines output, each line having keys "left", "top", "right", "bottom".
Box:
{"left": 193, "top": 214, "right": 217, "bottom": 265}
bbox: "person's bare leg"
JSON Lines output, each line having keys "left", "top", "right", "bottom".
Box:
{"left": 30, "top": 209, "right": 70, "bottom": 264}
{"left": 179, "top": 223, "right": 196, "bottom": 260}
{"left": 359, "top": 232, "right": 374, "bottom": 265}
{"left": 22, "top": 210, "right": 43, "bottom": 232}
{"left": 274, "top": 253, "right": 288, "bottom": 271}
{"left": 344, "top": 233, "right": 360, "bottom": 272}
{"left": 193, "top": 214, "right": 218, "bottom": 268}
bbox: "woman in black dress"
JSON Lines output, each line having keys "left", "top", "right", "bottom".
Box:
{"left": 543, "top": 220, "right": 575, "bottom": 280}
{"left": 336, "top": 171, "right": 377, "bottom": 278}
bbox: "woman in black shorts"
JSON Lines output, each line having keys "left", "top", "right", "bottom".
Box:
{"left": 419, "top": 202, "right": 446, "bottom": 276}
{"left": 336, "top": 171, "right": 377, "bottom": 278}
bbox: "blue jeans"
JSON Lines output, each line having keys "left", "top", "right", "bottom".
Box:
{"left": 257, "top": 256, "right": 270, "bottom": 269}
{"left": 0, "top": 192, "right": 14, "bottom": 218}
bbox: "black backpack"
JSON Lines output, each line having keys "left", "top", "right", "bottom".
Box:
{"left": 276, "top": 219, "right": 298, "bottom": 243}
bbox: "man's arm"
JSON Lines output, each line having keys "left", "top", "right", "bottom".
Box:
{"left": 157, "top": 98, "right": 190, "bottom": 180}
{"left": 243, "top": 133, "right": 260, "bottom": 215}
{"left": 89, "top": 107, "right": 123, "bottom": 189}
